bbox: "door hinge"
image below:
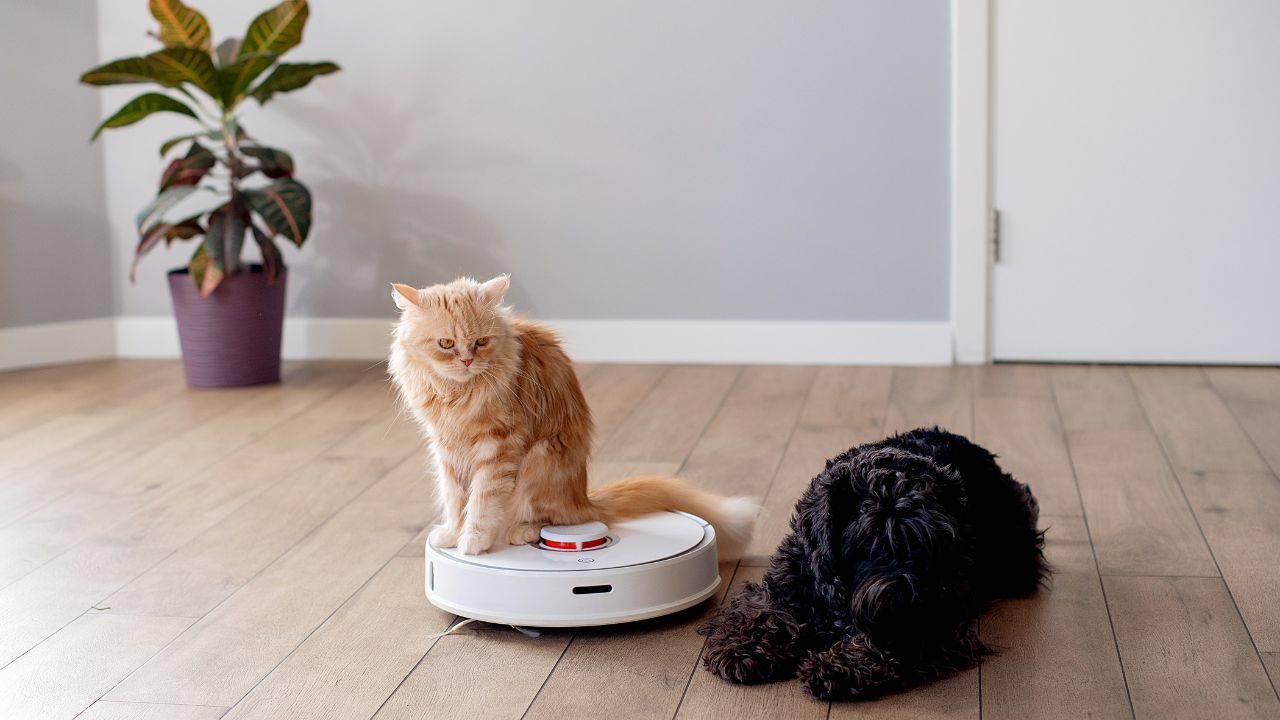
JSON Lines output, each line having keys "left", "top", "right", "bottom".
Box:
{"left": 990, "top": 208, "right": 1002, "bottom": 263}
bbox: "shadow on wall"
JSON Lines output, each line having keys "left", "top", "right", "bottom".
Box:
{"left": 272, "top": 87, "right": 531, "bottom": 318}
{"left": 0, "top": 157, "right": 113, "bottom": 328}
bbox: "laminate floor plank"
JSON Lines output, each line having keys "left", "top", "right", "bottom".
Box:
{"left": 1050, "top": 366, "right": 1217, "bottom": 576}
{"left": 1207, "top": 367, "right": 1280, "bottom": 476}
{"left": 105, "top": 464, "right": 431, "bottom": 707}
{"left": 76, "top": 702, "right": 229, "bottom": 720}
{"left": 0, "top": 613, "right": 192, "bottom": 720}
{"left": 579, "top": 363, "right": 668, "bottom": 450}
{"left": 678, "top": 365, "right": 817, "bottom": 497}
{"left": 372, "top": 624, "right": 572, "bottom": 720}
{"left": 980, "top": 516, "right": 1132, "bottom": 720}
{"left": 972, "top": 365, "right": 1083, "bottom": 517}
{"left": 798, "top": 366, "right": 893, "bottom": 431}
{"left": 882, "top": 366, "right": 974, "bottom": 437}
{"left": 221, "top": 557, "right": 451, "bottom": 720}
{"left": 0, "top": 373, "right": 387, "bottom": 668}
{"left": 1104, "top": 575, "right": 1280, "bottom": 720}
{"left": 596, "top": 366, "right": 740, "bottom": 463}
{"left": 0, "top": 364, "right": 361, "bottom": 589}
{"left": 101, "top": 453, "right": 416, "bottom": 618}
{"left": 1129, "top": 367, "right": 1280, "bottom": 651}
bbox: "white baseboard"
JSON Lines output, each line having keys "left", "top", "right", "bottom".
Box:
{"left": 113, "top": 317, "right": 178, "bottom": 359}
{"left": 114, "top": 317, "right": 394, "bottom": 361}
{"left": 11, "top": 316, "right": 953, "bottom": 368}
{"left": 546, "top": 319, "right": 953, "bottom": 365}
{"left": 0, "top": 318, "right": 118, "bottom": 371}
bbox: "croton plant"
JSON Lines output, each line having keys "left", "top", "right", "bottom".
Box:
{"left": 81, "top": 0, "right": 339, "bottom": 296}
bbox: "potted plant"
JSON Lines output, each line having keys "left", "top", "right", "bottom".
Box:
{"left": 81, "top": 0, "right": 339, "bottom": 387}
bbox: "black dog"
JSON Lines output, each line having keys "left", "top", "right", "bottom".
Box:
{"left": 699, "top": 427, "right": 1047, "bottom": 701}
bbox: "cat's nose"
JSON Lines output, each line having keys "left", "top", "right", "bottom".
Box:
{"left": 461, "top": 358, "right": 473, "bottom": 367}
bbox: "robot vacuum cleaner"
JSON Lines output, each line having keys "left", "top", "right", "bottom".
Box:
{"left": 425, "top": 511, "right": 720, "bottom": 627}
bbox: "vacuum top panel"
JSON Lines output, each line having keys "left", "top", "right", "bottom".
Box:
{"left": 432, "top": 511, "right": 708, "bottom": 572}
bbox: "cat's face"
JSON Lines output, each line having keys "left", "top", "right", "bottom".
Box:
{"left": 391, "top": 275, "right": 511, "bottom": 382}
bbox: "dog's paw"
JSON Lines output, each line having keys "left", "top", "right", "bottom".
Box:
{"left": 506, "top": 522, "right": 542, "bottom": 545}
{"left": 428, "top": 524, "right": 461, "bottom": 548}
{"left": 702, "top": 643, "right": 793, "bottom": 685}
{"left": 797, "top": 653, "right": 846, "bottom": 701}
{"left": 456, "top": 530, "right": 494, "bottom": 555}
{"left": 797, "top": 638, "right": 892, "bottom": 702}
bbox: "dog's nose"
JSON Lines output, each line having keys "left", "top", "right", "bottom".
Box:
{"left": 461, "top": 358, "right": 473, "bottom": 367}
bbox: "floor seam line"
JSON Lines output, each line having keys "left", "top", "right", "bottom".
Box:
{"left": 1126, "top": 366, "right": 1280, "bottom": 706}
{"left": 1049, "top": 370, "right": 1137, "bottom": 720}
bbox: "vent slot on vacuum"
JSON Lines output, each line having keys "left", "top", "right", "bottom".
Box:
{"left": 572, "top": 584, "right": 613, "bottom": 595}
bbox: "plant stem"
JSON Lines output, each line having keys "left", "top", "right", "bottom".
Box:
{"left": 222, "top": 110, "right": 243, "bottom": 273}
{"left": 222, "top": 111, "right": 240, "bottom": 198}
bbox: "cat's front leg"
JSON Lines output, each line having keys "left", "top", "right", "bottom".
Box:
{"left": 457, "top": 449, "right": 519, "bottom": 555}
{"left": 427, "top": 456, "right": 466, "bottom": 548}
{"left": 506, "top": 522, "right": 542, "bottom": 545}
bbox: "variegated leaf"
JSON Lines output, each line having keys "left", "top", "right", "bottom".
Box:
{"left": 239, "top": 0, "right": 309, "bottom": 59}
{"left": 147, "top": 47, "right": 220, "bottom": 99}
{"left": 160, "top": 130, "right": 219, "bottom": 157}
{"left": 240, "top": 145, "right": 294, "bottom": 178}
{"left": 215, "top": 37, "right": 242, "bottom": 67}
{"left": 204, "top": 201, "right": 248, "bottom": 277}
{"left": 136, "top": 184, "right": 198, "bottom": 231}
{"left": 245, "top": 178, "right": 311, "bottom": 246}
{"left": 80, "top": 56, "right": 178, "bottom": 87}
{"left": 188, "top": 244, "right": 224, "bottom": 296}
{"left": 149, "top": 0, "right": 212, "bottom": 51}
{"left": 132, "top": 213, "right": 204, "bottom": 281}
{"left": 217, "top": 51, "right": 277, "bottom": 106}
{"left": 249, "top": 61, "right": 339, "bottom": 104}
{"left": 93, "top": 93, "right": 198, "bottom": 140}
{"left": 159, "top": 143, "right": 216, "bottom": 190}
{"left": 251, "top": 222, "right": 285, "bottom": 282}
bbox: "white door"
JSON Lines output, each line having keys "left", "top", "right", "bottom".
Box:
{"left": 991, "top": 0, "right": 1280, "bottom": 363}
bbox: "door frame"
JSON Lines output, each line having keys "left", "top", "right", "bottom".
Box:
{"left": 950, "top": 0, "right": 994, "bottom": 363}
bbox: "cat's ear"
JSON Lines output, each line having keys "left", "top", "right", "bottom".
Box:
{"left": 477, "top": 274, "right": 510, "bottom": 306}
{"left": 390, "top": 283, "right": 423, "bottom": 311}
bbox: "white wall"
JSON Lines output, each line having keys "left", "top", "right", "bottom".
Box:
{"left": 94, "top": 1, "right": 952, "bottom": 324}
{"left": 0, "top": 0, "right": 113, "bottom": 329}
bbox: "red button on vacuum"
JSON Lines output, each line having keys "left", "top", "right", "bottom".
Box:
{"left": 541, "top": 536, "right": 608, "bottom": 551}
{"left": 539, "top": 521, "right": 610, "bottom": 551}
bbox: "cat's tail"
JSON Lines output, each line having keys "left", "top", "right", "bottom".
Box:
{"left": 588, "top": 475, "right": 759, "bottom": 560}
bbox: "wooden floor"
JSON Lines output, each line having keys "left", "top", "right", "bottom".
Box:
{"left": 1, "top": 361, "right": 1279, "bottom": 720}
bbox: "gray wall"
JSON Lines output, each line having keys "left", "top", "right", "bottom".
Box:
{"left": 0, "top": 1, "right": 113, "bottom": 328}
{"left": 97, "top": 1, "right": 951, "bottom": 322}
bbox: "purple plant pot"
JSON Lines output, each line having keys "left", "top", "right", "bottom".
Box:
{"left": 168, "top": 265, "right": 286, "bottom": 388}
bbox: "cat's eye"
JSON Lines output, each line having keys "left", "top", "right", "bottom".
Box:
{"left": 475, "top": 337, "right": 490, "bottom": 347}
{"left": 438, "top": 338, "right": 455, "bottom": 349}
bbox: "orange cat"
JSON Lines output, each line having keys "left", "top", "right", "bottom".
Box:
{"left": 388, "top": 275, "right": 758, "bottom": 557}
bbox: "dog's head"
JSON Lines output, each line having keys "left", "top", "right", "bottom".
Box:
{"left": 800, "top": 446, "right": 975, "bottom": 639}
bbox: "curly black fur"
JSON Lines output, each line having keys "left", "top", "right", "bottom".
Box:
{"left": 699, "top": 427, "right": 1048, "bottom": 702}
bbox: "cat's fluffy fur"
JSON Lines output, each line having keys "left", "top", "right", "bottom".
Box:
{"left": 387, "top": 275, "right": 757, "bottom": 557}
{"left": 699, "top": 428, "right": 1047, "bottom": 701}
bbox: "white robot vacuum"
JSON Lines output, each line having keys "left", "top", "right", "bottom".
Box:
{"left": 425, "top": 511, "right": 720, "bottom": 627}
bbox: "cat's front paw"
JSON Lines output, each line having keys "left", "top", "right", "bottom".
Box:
{"left": 506, "top": 522, "right": 542, "bottom": 545}
{"left": 456, "top": 530, "right": 495, "bottom": 555}
{"left": 428, "top": 524, "right": 461, "bottom": 548}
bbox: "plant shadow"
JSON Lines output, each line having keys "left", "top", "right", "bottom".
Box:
{"left": 264, "top": 86, "right": 534, "bottom": 318}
